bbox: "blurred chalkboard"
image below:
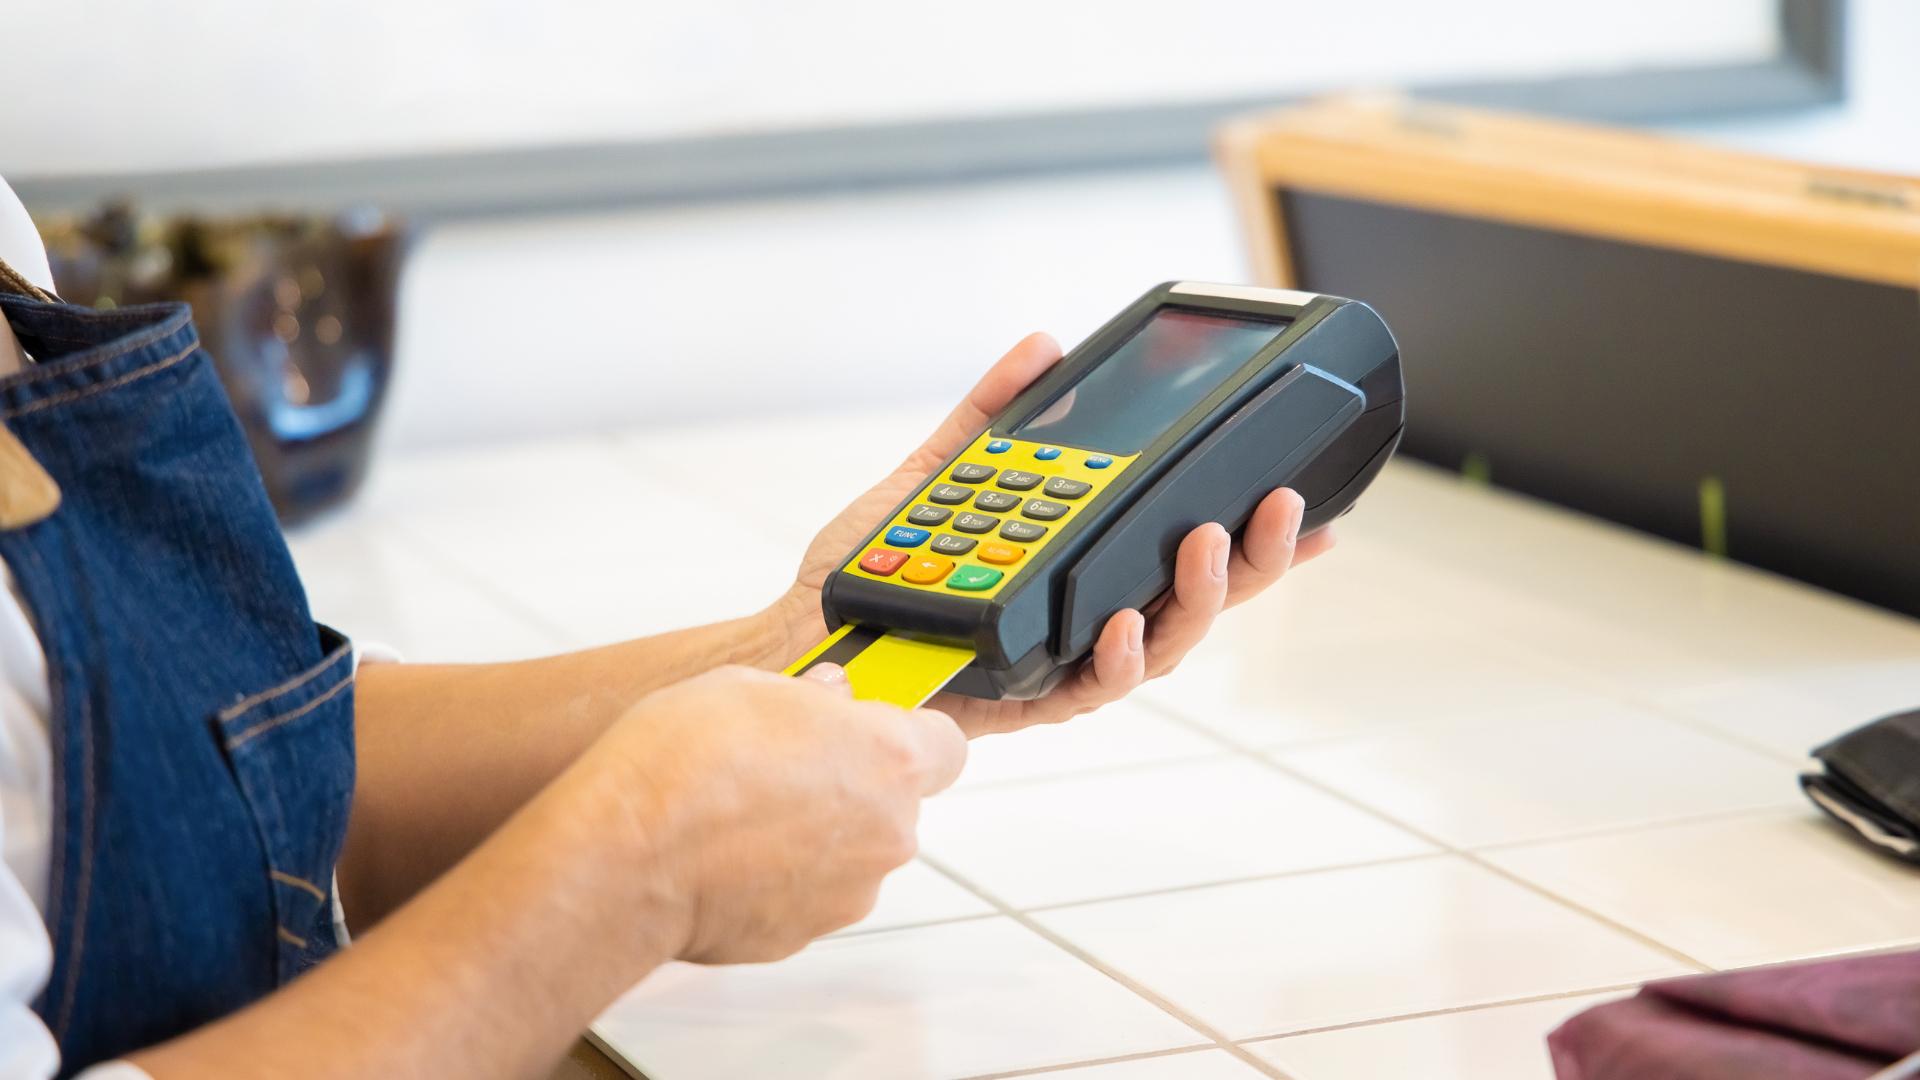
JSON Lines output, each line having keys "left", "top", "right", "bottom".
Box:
{"left": 1283, "top": 190, "right": 1920, "bottom": 617}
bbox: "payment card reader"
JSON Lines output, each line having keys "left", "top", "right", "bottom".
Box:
{"left": 786, "top": 282, "right": 1404, "bottom": 704}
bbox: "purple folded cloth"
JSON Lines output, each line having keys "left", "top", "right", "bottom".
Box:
{"left": 1549, "top": 949, "right": 1920, "bottom": 1079}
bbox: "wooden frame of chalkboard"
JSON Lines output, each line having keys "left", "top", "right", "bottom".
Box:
{"left": 1217, "top": 95, "right": 1920, "bottom": 618}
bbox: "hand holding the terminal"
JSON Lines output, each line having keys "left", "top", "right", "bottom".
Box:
{"left": 775, "top": 330, "right": 1338, "bottom": 737}
{"left": 598, "top": 663, "right": 967, "bottom": 963}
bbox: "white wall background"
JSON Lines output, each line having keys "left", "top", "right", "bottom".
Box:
{"left": 2, "top": 1, "right": 1772, "bottom": 174}
{"left": 376, "top": 0, "right": 1917, "bottom": 452}
{"left": 3, "top": 2, "right": 1911, "bottom": 453}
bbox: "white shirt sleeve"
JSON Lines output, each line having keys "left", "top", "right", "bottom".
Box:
{"left": 0, "top": 178, "right": 54, "bottom": 294}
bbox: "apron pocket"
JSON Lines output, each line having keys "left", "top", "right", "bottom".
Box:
{"left": 212, "top": 625, "right": 357, "bottom": 983}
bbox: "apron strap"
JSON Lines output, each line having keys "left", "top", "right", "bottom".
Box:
{"left": 0, "top": 255, "right": 66, "bottom": 527}
{"left": 0, "top": 254, "right": 59, "bottom": 303}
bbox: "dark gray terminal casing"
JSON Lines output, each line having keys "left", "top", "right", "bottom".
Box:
{"left": 820, "top": 281, "right": 1404, "bottom": 700}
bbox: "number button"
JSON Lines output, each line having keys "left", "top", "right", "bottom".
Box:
{"left": 985, "top": 439, "right": 1012, "bottom": 454}
{"left": 931, "top": 534, "right": 977, "bottom": 556}
{"left": 973, "top": 490, "right": 1020, "bottom": 512}
{"left": 927, "top": 483, "right": 973, "bottom": 505}
{"left": 952, "top": 512, "right": 1000, "bottom": 534}
{"left": 1033, "top": 446, "right": 1061, "bottom": 460}
{"left": 1022, "top": 498, "right": 1069, "bottom": 521}
{"left": 884, "top": 525, "right": 931, "bottom": 547}
{"left": 858, "top": 549, "right": 909, "bottom": 576}
{"left": 901, "top": 556, "right": 955, "bottom": 584}
{"left": 950, "top": 463, "right": 997, "bottom": 484}
{"left": 907, "top": 504, "right": 952, "bottom": 527}
{"left": 946, "top": 565, "right": 1003, "bottom": 591}
{"left": 978, "top": 542, "right": 1023, "bottom": 565}
{"left": 1042, "top": 477, "right": 1091, "bottom": 500}
{"left": 1001, "top": 520, "right": 1047, "bottom": 542}
{"left": 1085, "top": 455, "right": 1113, "bottom": 469}
{"left": 996, "top": 470, "right": 1043, "bottom": 491}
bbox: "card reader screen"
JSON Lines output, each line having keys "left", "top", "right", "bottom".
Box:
{"left": 1012, "top": 310, "right": 1285, "bottom": 453}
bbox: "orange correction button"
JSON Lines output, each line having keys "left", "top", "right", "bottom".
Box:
{"left": 977, "top": 542, "right": 1024, "bottom": 566}
{"left": 900, "top": 555, "right": 956, "bottom": 585}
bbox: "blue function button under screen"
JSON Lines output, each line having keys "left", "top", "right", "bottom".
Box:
{"left": 986, "top": 439, "right": 1012, "bottom": 453}
{"left": 884, "top": 526, "right": 932, "bottom": 548}
{"left": 1085, "top": 455, "right": 1113, "bottom": 469}
{"left": 1033, "top": 446, "right": 1062, "bottom": 460}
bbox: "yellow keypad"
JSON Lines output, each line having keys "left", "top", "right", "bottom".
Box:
{"left": 840, "top": 433, "right": 1137, "bottom": 599}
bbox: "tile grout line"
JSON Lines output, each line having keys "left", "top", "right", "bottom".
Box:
{"left": 1015, "top": 850, "right": 1445, "bottom": 916}
{"left": 914, "top": 851, "right": 1301, "bottom": 1080}
{"left": 1463, "top": 802, "right": 1803, "bottom": 855}
{"left": 1233, "top": 979, "right": 1649, "bottom": 1046}
{"left": 1136, "top": 700, "right": 1719, "bottom": 974}
{"left": 955, "top": 1043, "right": 1221, "bottom": 1080}
{"left": 1126, "top": 697, "right": 1803, "bottom": 852}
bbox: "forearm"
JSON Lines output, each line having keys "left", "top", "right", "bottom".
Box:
{"left": 133, "top": 748, "right": 675, "bottom": 1080}
{"left": 342, "top": 598, "right": 803, "bottom": 925}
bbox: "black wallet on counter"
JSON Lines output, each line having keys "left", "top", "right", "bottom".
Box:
{"left": 1802, "top": 708, "right": 1920, "bottom": 865}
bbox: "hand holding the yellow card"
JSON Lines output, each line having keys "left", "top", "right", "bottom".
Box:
{"left": 772, "top": 332, "right": 1335, "bottom": 739}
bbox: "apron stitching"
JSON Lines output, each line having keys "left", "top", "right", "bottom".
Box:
{"left": 224, "top": 675, "right": 353, "bottom": 750}
{"left": 268, "top": 870, "right": 328, "bottom": 903}
{"left": 217, "top": 642, "right": 353, "bottom": 721}
{"left": 1, "top": 342, "right": 198, "bottom": 419}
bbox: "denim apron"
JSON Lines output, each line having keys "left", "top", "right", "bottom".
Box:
{"left": 0, "top": 262, "right": 356, "bottom": 1075}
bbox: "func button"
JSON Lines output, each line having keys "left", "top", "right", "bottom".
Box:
{"left": 884, "top": 525, "right": 932, "bottom": 547}
{"left": 1021, "top": 499, "right": 1069, "bottom": 521}
{"left": 901, "top": 556, "right": 955, "bottom": 585}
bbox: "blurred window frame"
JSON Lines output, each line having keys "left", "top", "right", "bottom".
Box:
{"left": 12, "top": 0, "right": 1844, "bottom": 222}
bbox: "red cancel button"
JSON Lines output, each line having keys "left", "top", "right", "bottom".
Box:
{"left": 858, "top": 549, "right": 909, "bottom": 576}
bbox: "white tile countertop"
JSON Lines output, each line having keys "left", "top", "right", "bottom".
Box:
{"left": 286, "top": 407, "right": 1920, "bottom": 1080}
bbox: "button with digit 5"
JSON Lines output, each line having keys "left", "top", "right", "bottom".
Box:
{"left": 901, "top": 555, "right": 955, "bottom": 585}
{"left": 974, "top": 490, "right": 1020, "bottom": 512}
